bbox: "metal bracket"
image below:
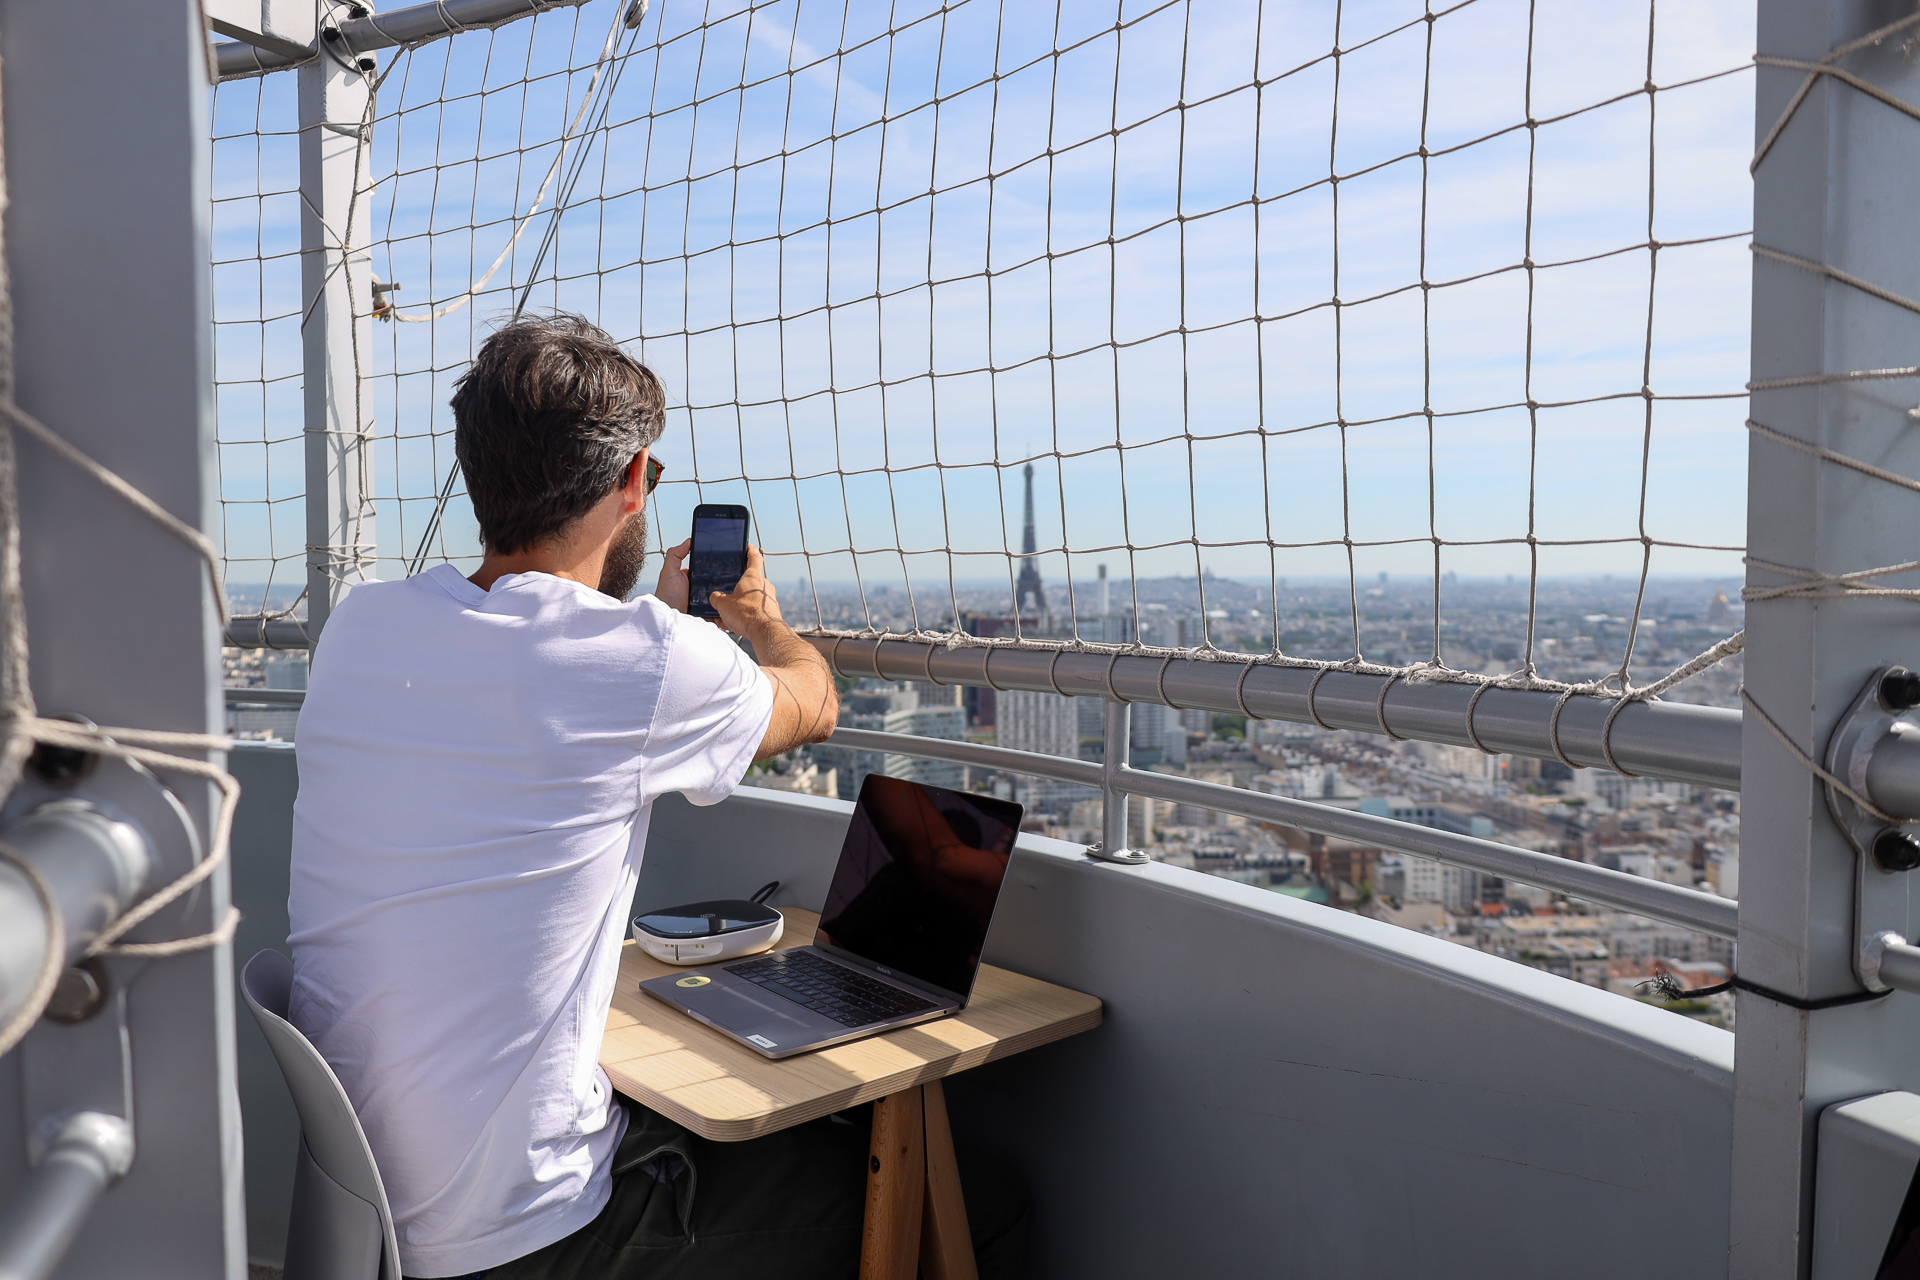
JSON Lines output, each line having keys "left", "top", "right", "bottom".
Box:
{"left": 1825, "top": 667, "right": 1920, "bottom": 991}
{"left": 1083, "top": 840, "right": 1149, "bottom": 865}
{"left": 1, "top": 734, "right": 203, "bottom": 952}
{"left": 1084, "top": 846, "right": 1150, "bottom": 866}
{"left": 23, "top": 985, "right": 134, "bottom": 1142}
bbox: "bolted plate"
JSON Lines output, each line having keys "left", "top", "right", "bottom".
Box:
{"left": 1825, "top": 668, "right": 1920, "bottom": 991}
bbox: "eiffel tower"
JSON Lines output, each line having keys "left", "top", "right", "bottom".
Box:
{"left": 1015, "top": 462, "right": 1046, "bottom": 620}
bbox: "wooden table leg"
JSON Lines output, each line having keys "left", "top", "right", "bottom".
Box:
{"left": 919, "top": 1079, "right": 978, "bottom": 1280}
{"left": 861, "top": 1085, "right": 926, "bottom": 1280}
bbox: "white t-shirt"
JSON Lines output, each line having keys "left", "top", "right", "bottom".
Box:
{"left": 288, "top": 566, "right": 773, "bottom": 1277}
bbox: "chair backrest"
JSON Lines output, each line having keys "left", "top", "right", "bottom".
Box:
{"left": 241, "top": 950, "right": 402, "bottom": 1280}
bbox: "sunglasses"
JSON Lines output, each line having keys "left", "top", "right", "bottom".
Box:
{"left": 637, "top": 454, "right": 664, "bottom": 494}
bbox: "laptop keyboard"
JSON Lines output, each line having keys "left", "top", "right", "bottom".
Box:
{"left": 726, "top": 950, "right": 939, "bottom": 1028}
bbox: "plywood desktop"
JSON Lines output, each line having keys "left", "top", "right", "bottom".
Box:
{"left": 601, "top": 907, "right": 1103, "bottom": 1142}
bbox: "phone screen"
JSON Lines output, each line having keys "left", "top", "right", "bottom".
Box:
{"left": 688, "top": 513, "right": 748, "bottom": 616}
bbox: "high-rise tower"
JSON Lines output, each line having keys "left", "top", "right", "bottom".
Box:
{"left": 1015, "top": 461, "right": 1046, "bottom": 618}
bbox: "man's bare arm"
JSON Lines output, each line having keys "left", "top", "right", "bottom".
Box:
{"left": 707, "top": 546, "right": 839, "bottom": 759}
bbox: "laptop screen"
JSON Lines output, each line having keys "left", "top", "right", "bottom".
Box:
{"left": 815, "top": 775, "right": 1023, "bottom": 1001}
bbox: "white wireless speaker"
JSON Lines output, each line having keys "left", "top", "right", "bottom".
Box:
{"left": 631, "top": 883, "right": 784, "bottom": 965}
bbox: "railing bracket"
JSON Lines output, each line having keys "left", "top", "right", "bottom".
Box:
{"left": 1827, "top": 667, "right": 1920, "bottom": 992}
{"left": 1084, "top": 840, "right": 1150, "bottom": 867}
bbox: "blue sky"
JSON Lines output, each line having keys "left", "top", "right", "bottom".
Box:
{"left": 209, "top": 0, "right": 1756, "bottom": 611}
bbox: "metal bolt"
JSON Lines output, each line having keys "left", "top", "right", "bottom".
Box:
{"left": 26, "top": 740, "right": 96, "bottom": 787}
{"left": 1874, "top": 827, "right": 1920, "bottom": 873}
{"left": 43, "top": 960, "right": 109, "bottom": 1024}
{"left": 1881, "top": 667, "right": 1920, "bottom": 712}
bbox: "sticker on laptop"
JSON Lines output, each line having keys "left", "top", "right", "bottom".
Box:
{"left": 747, "top": 1034, "right": 777, "bottom": 1048}
{"left": 676, "top": 975, "right": 711, "bottom": 988}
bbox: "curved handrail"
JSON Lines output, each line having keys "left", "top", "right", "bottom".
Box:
{"left": 212, "top": 690, "right": 1739, "bottom": 939}
{"left": 810, "top": 635, "right": 1744, "bottom": 792}
{"left": 825, "top": 726, "right": 1739, "bottom": 941}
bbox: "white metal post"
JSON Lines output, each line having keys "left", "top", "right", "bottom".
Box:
{"left": 299, "top": 41, "right": 375, "bottom": 638}
{"left": 1092, "top": 702, "right": 1148, "bottom": 865}
{"left": 0, "top": 0, "right": 242, "bottom": 1273}
{"left": 1735, "top": 4, "right": 1920, "bottom": 1274}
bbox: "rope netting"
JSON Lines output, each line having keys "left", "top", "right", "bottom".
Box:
{"left": 210, "top": 69, "right": 306, "bottom": 626}
{"left": 210, "top": 0, "right": 1761, "bottom": 711}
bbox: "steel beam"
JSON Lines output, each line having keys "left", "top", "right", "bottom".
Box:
{"left": 812, "top": 635, "right": 1742, "bottom": 790}
{"left": 214, "top": 0, "right": 592, "bottom": 80}
{"left": 298, "top": 45, "right": 375, "bottom": 640}
{"left": 0, "top": 0, "right": 241, "bottom": 1271}
{"left": 1733, "top": 4, "right": 1920, "bottom": 1275}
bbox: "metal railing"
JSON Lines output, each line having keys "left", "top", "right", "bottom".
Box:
{"left": 224, "top": 618, "right": 312, "bottom": 651}
{"left": 812, "top": 635, "right": 1743, "bottom": 792}
{"left": 222, "top": 684, "right": 1736, "bottom": 936}
{"left": 829, "top": 713, "right": 1740, "bottom": 941}
{"left": 221, "top": 688, "right": 306, "bottom": 707}
{"left": 227, "top": 627, "right": 1744, "bottom": 788}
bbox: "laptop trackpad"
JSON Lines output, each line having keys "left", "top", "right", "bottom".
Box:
{"left": 676, "top": 980, "right": 823, "bottom": 1052}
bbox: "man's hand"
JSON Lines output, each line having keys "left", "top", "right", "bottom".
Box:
{"left": 707, "top": 546, "right": 784, "bottom": 634}
{"left": 706, "top": 546, "right": 837, "bottom": 758}
{"left": 654, "top": 538, "right": 692, "bottom": 613}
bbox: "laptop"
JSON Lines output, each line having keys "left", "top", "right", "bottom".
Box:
{"left": 639, "top": 774, "right": 1023, "bottom": 1059}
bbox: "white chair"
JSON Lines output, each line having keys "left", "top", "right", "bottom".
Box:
{"left": 241, "top": 950, "right": 402, "bottom": 1280}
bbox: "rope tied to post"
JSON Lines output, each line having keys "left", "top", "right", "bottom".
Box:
{"left": 0, "top": 64, "right": 246, "bottom": 1053}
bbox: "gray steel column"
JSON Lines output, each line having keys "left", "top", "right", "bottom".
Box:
{"left": 1734, "top": 4, "right": 1920, "bottom": 1274}
{"left": 299, "top": 46, "right": 375, "bottom": 639}
{"left": 0, "top": 0, "right": 242, "bottom": 1274}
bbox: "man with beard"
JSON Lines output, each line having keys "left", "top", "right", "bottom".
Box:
{"left": 286, "top": 314, "right": 844, "bottom": 1277}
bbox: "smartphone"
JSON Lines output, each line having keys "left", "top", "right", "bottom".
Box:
{"left": 686, "top": 504, "right": 750, "bottom": 619}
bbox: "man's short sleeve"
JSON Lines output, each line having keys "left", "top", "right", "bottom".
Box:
{"left": 646, "top": 610, "right": 775, "bottom": 806}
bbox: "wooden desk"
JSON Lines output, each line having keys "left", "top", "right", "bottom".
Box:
{"left": 602, "top": 908, "right": 1102, "bottom": 1279}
